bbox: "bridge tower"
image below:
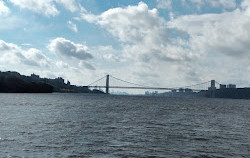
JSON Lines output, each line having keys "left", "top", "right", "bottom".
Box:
{"left": 106, "top": 74, "right": 109, "bottom": 94}
{"left": 208, "top": 80, "right": 216, "bottom": 98}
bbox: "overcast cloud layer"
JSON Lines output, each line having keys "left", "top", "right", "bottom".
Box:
{"left": 0, "top": 0, "right": 250, "bottom": 89}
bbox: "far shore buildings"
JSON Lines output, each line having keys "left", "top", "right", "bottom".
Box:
{"left": 145, "top": 80, "right": 250, "bottom": 99}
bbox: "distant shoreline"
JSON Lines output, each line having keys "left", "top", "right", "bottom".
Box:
{"left": 0, "top": 71, "right": 104, "bottom": 94}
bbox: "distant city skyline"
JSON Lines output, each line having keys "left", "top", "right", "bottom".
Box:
{"left": 0, "top": 0, "right": 249, "bottom": 88}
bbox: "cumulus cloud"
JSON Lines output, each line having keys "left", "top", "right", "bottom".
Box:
{"left": 161, "top": 0, "right": 250, "bottom": 86}
{"left": 0, "top": 39, "right": 98, "bottom": 86}
{"left": 0, "top": 40, "right": 18, "bottom": 51}
{"left": 168, "top": 5, "right": 250, "bottom": 57}
{"left": 81, "top": 2, "right": 167, "bottom": 44}
{"left": 0, "top": 40, "right": 51, "bottom": 67}
{"left": 79, "top": 2, "right": 192, "bottom": 64}
{"left": 48, "top": 38, "right": 93, "bottom": 60}
{"left": 22, "top": 48, "right": 52, "bottom": 67}
{"left": 0, "top": 0, "right": 10, "bottom": 16}
{"left": 55, "top": 60, "right": 99, "bottom": 85}
{"left": 67, "top": 21, "right": 78, "bottom": 32}
{"left": 0, "top": 40, "right": 93, "bottom": 86}
{"left": 9, "top": 0, "right": 81, "bottom": 17}
{"left": 2, "top": 1, "right": 248, "bottom": 88}
{"left": 79, "top": 2, "right": 202, "bottom": 86}
{"left": 77, "top": 1, "right": 250, "bottom": 87}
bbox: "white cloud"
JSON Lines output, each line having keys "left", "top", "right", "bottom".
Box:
{"left": 0, "top": 39, "right": 96, "bottom": 86}
{"left": 241, "top": 0, "right": 250, "bottom": 10}
{"left": 9, "top": 0, "right": 82, "bottom": 17}
{"left": 55, "top": 0, "right": 79, "bottom": 12}
{"left": 164, "top": 0, "right": 250, "bottom": 86}
{"left": 0, "top": 40, "right": 52, "bottom": 67}
{"left": 0, "top": 39, "right": 99, "bottom": 86}
{"left": 0, "top": 16, "right": 26, "bottom": 30}
{"left": 10, "top": 0, "right": 59, "bottom": 17}
{"left": 156, "top": 0, "right": 172, "bottom": 9}
{"left": 103, "top": 54, "right": 121, "bottom": 62}
{"left": 0, "top": 0, "right": 10, "bottom": 16}
{"left": 2, "top": 1, "right": 249, "bottom": 88}
{"left": 81, "top": 2, "right": 197, "bottom": 63}
{"left": 81, "top": 2, "right": 166, "bottom": 44}
{"left": 187, "top": 0, "right": 237, "bottom": 9}
{"left": 79, "top": 2, "right": 201, "bottom": 86}
{"left": 78, "top": 1, "right": 250, "bottom": 87}
{"left": 93, "top": 45, "right": 126, "bottom": 63}
{"left": 56, "top": 61, "right": 70, "bottom": 69}
{"left": 22, "top": 48, "right": 52, "bottom": 67}
{"left": 67, "top": 21, "right": 78, "bottom": 32}
{"left": 48, "top": 38, "right": 93, "bottom": 60}
{"left": 79, "top": 61, "right": 95, "bottom": 70}
{"left": 168, "top": 6, "right": 250, "bottom": 57}
{"left": 81, "top": 2, "right": 195, "bottom": 77}
{"left": 210, "top": 0, "right": 236, "bottom": 9}
{"left": 55, "top": 60, "right": 82, "bottom": 72}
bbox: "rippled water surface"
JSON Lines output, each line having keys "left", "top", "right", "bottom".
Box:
{"left": 0, "top": 93, "right": 250, "bottom": 157}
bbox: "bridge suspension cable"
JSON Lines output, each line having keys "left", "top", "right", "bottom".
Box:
{"left": 171, "top": 81, "right": 211, "bottom": 90}
{"left": 109, "top": 75, "right": 146, "bottom": 87}
{"left": 215, "top": 81, "right": 221, "bottom": 85}
{"left": 87, "top": 76, "right": 106, "bottom": 86}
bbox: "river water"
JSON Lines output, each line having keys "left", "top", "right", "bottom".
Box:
{"left": 0, "top": 93, "right": 249, "bottom": 157}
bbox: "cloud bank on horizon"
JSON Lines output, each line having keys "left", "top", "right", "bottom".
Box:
{"left": 0, "top": 0, "right": 250, "bottom": 88}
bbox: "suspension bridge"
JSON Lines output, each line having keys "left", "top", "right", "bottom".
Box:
{"left": 86, "top": 75, "right": 219, "bottom": 94}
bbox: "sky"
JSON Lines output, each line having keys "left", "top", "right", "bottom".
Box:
{"left": 0, "top": 0, "right": 250, "bottom": 89}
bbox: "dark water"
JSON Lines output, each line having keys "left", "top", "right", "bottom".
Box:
{"left": 0, "top": 93, "right": 249, "bottom": 157}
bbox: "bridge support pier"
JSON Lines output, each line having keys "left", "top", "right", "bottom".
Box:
{"left": 106, "top": 75, "right": 109, "bottom": 94}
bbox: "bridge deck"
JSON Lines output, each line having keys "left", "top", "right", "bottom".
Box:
{"left": 88, "top": 86, "right": 203, "bottom": 92}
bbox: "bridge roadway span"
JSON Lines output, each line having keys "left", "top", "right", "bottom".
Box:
{"left": 88, "top": 86, "right": 202, "bottom": 92}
